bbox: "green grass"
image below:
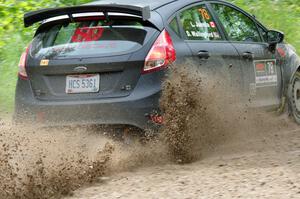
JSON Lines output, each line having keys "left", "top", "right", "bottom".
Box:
{"left": 0, "top": 0, "right": 299, "bottom": 115}
{"left": 0, "top": 34, "right": 27, "bottom": 114}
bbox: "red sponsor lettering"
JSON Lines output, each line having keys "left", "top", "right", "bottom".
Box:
{"left": 71, "top": 26, "right": 104, "bottom": 43}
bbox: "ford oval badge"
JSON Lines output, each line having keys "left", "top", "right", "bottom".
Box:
{"left": 74, "top": 66, "right": 87, "bottom": 73}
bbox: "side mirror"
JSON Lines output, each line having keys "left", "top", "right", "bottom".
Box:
{"left": 267, "top": 30, "right": 284, "bottom": 53}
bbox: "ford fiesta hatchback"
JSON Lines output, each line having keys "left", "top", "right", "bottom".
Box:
{"left": 15, "top": 0, "right": 300, "bottom": 129}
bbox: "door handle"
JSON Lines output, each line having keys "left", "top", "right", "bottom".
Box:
{"left": 242, "top": 52, "right": 254, "bottom": 60}
{"left": 197, "top": 51, "right": 210, "bottom": 59}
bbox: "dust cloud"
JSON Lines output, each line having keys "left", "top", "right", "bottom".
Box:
{"left": 159, "top": 62, "right": 294, "bottom": 163}
{"left": 0, "top": 123, "right": 115, "bottom": 199}
{"left": 0, "top": 121, "right": 170, "bottom": 199}
{"left": 0, "top": 62, "right": 296, "bottom": 198}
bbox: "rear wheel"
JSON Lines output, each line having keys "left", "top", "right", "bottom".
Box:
{"left": 290, "top": 71, "right": 300, "bottom": 124}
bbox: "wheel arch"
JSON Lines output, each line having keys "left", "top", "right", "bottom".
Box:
{"left": 287, "top": 64, "right": 300, "bottom": 115}
{"left": 289, "top": 65, "right": 300, "bottom": 84}
{"left": 287, "top": 65, "right": 300, "bottom": 97}
{"left": 285, "top": 50, "right": 300, "bottom": 96}
{"left": 282, "top": 46, "right": 300, "bottom": 116}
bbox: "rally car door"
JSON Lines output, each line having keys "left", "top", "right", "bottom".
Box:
{"left": 211, "top": 2, "right": 282, "bottom": 108}
{"left": 176, "top": 3, "right": 243, "bottom": 90}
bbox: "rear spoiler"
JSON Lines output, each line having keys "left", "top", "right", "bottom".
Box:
{"left": 24, "top": 4, "right": 151, "bottom": 27}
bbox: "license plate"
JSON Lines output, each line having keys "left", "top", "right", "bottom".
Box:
{"left": 66, "top": 74, "right": 100, "bottom": 94}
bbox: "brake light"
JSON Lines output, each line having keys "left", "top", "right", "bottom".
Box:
{"left": 143, "top": 30, "right": 176, "bottom": 74}
{"left": 18, "top": 45, "right": 30, "bottom": 80}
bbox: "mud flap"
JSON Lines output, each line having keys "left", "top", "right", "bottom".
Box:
{"left": 287, "top": 83, "right": 293, "bottom": 116}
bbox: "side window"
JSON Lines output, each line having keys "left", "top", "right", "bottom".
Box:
{"left": 211, "top": 4, "right": 262, "bottom": 42}
{"left": 258, "top": 26, "right": 268, "bottom": 42}
{"left": 169, "top": 17, "right": 180, "bottom": 36}
{"left": 179, "top": 5, "right": 221, "bottom": 41}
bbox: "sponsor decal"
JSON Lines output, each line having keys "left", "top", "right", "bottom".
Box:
{"left": 77, "top": 42, "right": 117, "bottom": 49}
{"left": 254, "top": 60, "right": 277, "bottom": 87}
{"left": 277, "top": 47, "right": 286, "bottom": 58}
{"left": 255, "top": 63, "right": 265, "bottom": 71}
{"left": 71, "top": 26, "right": 104, "bottom": 43}
{"left": 40, "top": 59, "right": 49, "bottom": 66}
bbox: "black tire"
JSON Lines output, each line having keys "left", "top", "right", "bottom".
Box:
{"left": 290, "top": 71, "right": 300, "bottom": 124}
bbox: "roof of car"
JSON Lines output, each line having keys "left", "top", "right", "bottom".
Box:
{"left": 88, "top": 0, "right": 180, "bottom": 10}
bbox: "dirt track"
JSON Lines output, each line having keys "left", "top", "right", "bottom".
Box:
{"left": 1, "top": 66, "right": 300, "bottom": 199}
{"left": 1, "top": 114, "right": 299, "bottom": 199}
{"left": 66, "top": 118, "right": 300, "bottom": 199}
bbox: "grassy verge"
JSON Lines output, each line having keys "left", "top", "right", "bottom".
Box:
{"left": 0, "top": 34, "right": 28, "bottom": 115}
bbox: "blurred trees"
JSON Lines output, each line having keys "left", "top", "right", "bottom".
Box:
{"left": 0, "top": 0, "right": 91, "bottom": 53}
{"left": 0, "top": 0, "right": 299, "bottom": 58}
{"left": 0, "top": 0, "right": 91, "bottom": 113}
{"left": 232, "top": 0, "right": 300, "bottom": 52}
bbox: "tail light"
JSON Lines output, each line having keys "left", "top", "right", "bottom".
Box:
{"left": 18, "top": 45, "right": 30, "bottom": 80}
{"left": 143, "top": 30, "right": 176, "bottom": 74}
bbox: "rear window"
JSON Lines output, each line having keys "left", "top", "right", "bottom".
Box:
{"left": 30, "top": 17, "right": 157, "bottom": 59}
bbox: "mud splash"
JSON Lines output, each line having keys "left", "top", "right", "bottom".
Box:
{"left": 160, "top": 64, "right": 232, "bottom": 163}
{"left": 0, "top": 62, "right": 294, "bottom": 198}
{"left": 159, "top": 63, "right": 292, "bottom": 164}
{"left": 0, "top": 123, "right": 114, "bottom": 199}
{"left": 0, "top": 121, "right": 169, "bottom": 199}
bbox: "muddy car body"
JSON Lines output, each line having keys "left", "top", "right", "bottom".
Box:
{"left": 15, "top": 0, "right": 300, "bottom": 129}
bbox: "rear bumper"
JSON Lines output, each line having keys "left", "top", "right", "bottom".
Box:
{"left": 14, "top": 74, "right": 162, "bottom": 130}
